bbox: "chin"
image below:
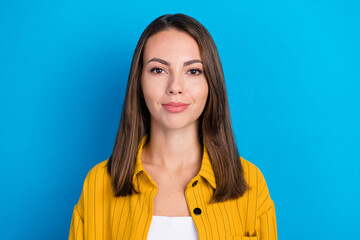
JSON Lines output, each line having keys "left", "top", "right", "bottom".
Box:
{"left": 164, "top": 121, "right": 196, "bottom": 130}
{"left": 153, "top": 117, "right": 199, "bottom": 131}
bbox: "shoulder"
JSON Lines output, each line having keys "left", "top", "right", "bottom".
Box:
{"left": 85, "top": 159, "right": 109, "bottom": 180}
{"left": 240, "top": 156, "right": 266, "bottom": 188}
{"left": 239, "top": 156, "right": 274, "bottom": 215}
{"left": 73, "top": 159, "right": 111, "bottom": 216}
{"left": 81, "top": 159, "right": 111, "bottom": 195}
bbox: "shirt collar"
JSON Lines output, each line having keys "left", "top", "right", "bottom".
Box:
{"left": 132, "top": 135, "right": 217, "bottom": 189}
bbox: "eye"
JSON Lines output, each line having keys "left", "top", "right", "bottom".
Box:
{"left": 187, "top": 69, "right": 202, "bottom": 75}
{"left": 150, "top": 67, "right": 166, "bottom": 74}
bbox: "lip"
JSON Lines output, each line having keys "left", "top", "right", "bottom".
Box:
{"left": 162, "top": 102, "right": 190, "bottom": 113}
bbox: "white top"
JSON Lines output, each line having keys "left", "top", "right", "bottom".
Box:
{"left": 147, "top": 216, "right": 199, "bottom": 240}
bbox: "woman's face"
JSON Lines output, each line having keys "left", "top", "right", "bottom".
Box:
{"left": 141, "top": 28, "right": 209, "bottom": 131}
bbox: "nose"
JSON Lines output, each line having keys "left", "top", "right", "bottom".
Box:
{"left": 166, "top": 72, "right": 184, "bottom": 95}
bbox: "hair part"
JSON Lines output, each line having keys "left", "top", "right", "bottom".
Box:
{"left": 107, "top": 13, "right": 249, "bottom": 203}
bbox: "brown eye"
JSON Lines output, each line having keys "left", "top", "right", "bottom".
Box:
{"left": 188, "top": 69, "right": 202, "bottom": 75}
{"left": 151, "top": 68, "right": 165, "bottom": 74}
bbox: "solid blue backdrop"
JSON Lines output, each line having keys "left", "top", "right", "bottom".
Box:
{"left": 1, "top": 0, "right": 359, "bottom": 239}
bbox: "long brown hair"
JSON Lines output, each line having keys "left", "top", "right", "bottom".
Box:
{"left": 107, "top": 13, "right": 249, "bottom": 203}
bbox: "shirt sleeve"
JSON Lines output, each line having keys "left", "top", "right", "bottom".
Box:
{"left": 258, "top": 199, "right": 277, "bottom": 240}
{"left": 69, "top": 189, "right": 85, "bottom": 240}
{"left": 256, "top": 168, "right": 278, "bottom": 240}
{"left": 69, "top": 205, "right": 84, "bottom": 240}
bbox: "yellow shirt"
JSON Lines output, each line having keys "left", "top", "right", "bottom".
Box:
{"left": 69, "top": 136, "right": 277, "bottom": 240}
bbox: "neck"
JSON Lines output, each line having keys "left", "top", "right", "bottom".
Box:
{"left": 142, "top": 121, "right": 203, "bottom": 171}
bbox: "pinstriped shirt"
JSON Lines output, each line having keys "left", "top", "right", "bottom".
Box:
{"left": 69, "top": 136, "right": 277, "bottom": 240}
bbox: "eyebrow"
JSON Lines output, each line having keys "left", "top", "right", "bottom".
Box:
{"left": 146, "top": 58, "right": 203, "bottom": 67}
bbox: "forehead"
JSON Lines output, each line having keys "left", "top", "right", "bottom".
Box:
{"left": 143, "top": 29, "right": 201, "bottom": 61}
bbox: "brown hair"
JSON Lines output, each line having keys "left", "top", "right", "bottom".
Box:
{"left": 107, "top": 13, "right": 249, "bottom": 203}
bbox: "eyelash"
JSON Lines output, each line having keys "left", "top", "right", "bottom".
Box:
{"left": 188, "top": 69, "right": 202, "bottom": 75}
{"left": 150, "top": 68, "right": 203, "bottom": 75}
{"left": 150, "top": 68, "right": 166, "bottom": 74}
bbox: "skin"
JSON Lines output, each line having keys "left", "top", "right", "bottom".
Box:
{"left": 140, "top": 28, "right": 209, "bottom": 216}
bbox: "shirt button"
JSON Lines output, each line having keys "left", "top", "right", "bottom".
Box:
{"left": 192, "top": 180, "right": 198, "bottom": 187}
{"left": 193, "top": 208, "right": 202, "bottom": 215}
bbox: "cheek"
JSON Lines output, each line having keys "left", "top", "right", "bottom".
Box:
{"left": 141, "top": 78, "right": 152, "bottom": 107}
{"left": 141, "top": 79, "right": 163, "bottom": 107}
{"left": 194, "top": 82, "right": 209, "bottom": 103}
{"left": 142, "top": 87, "right": 155, "bottom": 106}
{"left": 141, "top": 74, "right": 153, "bottom": 99}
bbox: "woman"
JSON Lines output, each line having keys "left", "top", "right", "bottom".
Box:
{"left": 69, "top": 13, "right": 277, "bottom": 240}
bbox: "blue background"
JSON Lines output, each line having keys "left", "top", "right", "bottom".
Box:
{"left": 1, "top": 0, "right": 359, "bottom": 239}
